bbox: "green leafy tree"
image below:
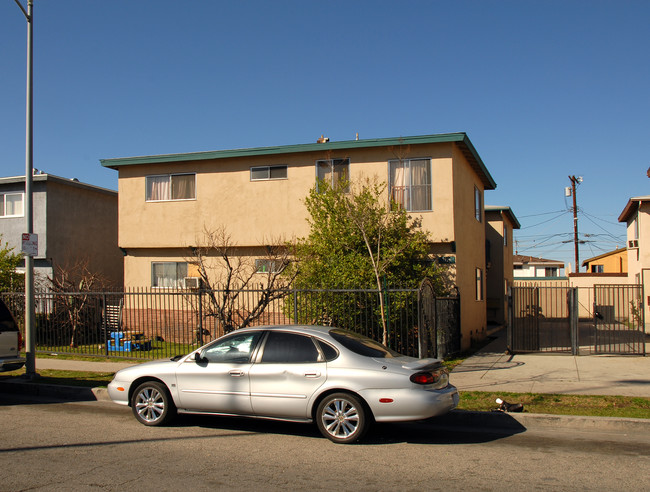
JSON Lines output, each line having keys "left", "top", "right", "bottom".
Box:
{"left": 0, "top": 236, "right": 23, "bottom": 292}
{"left": 289, "top": 178, "right": 447, "bottom": 344}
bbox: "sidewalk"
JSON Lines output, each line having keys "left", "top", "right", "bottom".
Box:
{"left": 450, "top": 330, "right": 650, "bottom": 397}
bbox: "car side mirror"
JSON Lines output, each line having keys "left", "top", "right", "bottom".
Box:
{"left": 194, "top": 352, "right": 207, "bottom": 364}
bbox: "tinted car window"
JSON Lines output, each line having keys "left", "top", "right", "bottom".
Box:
{"left": 202, "top": 332, "right": 261, "bottom": 363}
{"left": 0, "top": 300, "right": 18, "bottom": 332}
{"left": 329, "top": 329, "right": 400, "bottom": 358}
{"left": 315, "top": 339, "right": 339, "bottom": 361}
{"left": 261, "top": 332, "right": 319, "bottom": 363}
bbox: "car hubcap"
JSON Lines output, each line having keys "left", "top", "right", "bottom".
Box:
{"left": 135, "top": 387, "right": 164, "bottom": 423}
{"left": 322, "top": 398, "right": 359, "bottom": 438}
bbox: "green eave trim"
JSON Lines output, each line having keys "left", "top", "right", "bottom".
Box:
{"left": 100, "top": 132, "right": 497, "bottom": 190}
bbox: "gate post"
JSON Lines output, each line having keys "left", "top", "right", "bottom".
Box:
{"left": 507, "top": 286, "right": 513, "bottom": 353}
{"left": 569, "top": 288, "right": 579, "bottom": 355}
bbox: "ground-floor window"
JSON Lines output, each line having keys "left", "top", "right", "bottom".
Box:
{"left": 475, "top": 268, "right": 483, "bottom": 301}
{"left": 151, "top": 262, "right": 188, "bottom": 288}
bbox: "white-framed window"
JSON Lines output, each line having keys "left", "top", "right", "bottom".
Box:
{"left": 591, "top": 265, "right": 604, "bottom": 273}
{"left": 251, "top": 165, "right": 288, "bottom": 181}
{"left": 388, "top": 158, "right": 432, "bottom": 211}
{"left": 255, "top": 259, "right": 281, "bottom": 273}
{"left": 474, "top": 186, "right": 482, "bottom": 222}
{"left": 146, "top": 173, "right": 196, "bottom": 202}
{"left": 475, "top": 268, "right": 483, "bottom": 301}
{"left": 316, "top": 158, "right": 349, "bottom": 192}
{"left": 151, "top": 262, "right": 188, "bottom": 288}
{"left": 0, "top": 192, "right": 24, "bottom": 218}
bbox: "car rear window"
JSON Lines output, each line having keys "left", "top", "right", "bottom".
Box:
{"left": 0, "top": 300, "right": 18, "bottom": 332}
{"left": 329, "top": 329, "right": 400, "bottom": 358}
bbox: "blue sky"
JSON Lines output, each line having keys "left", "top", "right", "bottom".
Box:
{"left": 2, "top": 0, "right": 648, "bottom": 272}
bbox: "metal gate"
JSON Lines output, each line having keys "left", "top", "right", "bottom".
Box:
{"left": 418, "top": 279, "right": 460, "bottom": 359}
{"left": 593, "top": 284, "right": 645, "bottom": 355}
{"left": 509, "top": 285, "right": 646, "bottom": 355}
{"left": 509, "top": 286, "right": 577, "bottom": 354}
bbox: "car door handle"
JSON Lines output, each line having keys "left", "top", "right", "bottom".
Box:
{"left": 304, "top": 372, "right": 321, "bottom": 378}
{"left": 229, "top": 370, "right": 245, "bottom": 377}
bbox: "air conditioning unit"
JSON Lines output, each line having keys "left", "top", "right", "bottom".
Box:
{"left": 184, "top": 277, "right": 201, "bottom": 289}
{"left": 628, "top": 239, "right": 639, "bottom": 249}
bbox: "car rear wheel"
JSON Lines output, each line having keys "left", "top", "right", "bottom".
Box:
{"left": 131, "top": 381, "right": 176, "bottom": 426}
{"left": 316, "top": 393, "right": 368, "bottom": 444}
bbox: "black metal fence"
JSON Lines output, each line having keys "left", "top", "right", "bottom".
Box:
{"left": 1, "top": 285, "right": 460, "bottom": 360}
{"left": 508, "top": 285, "right": 646, "bottom": 355}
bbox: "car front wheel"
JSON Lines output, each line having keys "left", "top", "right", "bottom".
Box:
{"left": 316, "top": 393, "right": 369, "bottom": 444}
{"left": 131, "top": 381, "right": 176, "bottom": 426}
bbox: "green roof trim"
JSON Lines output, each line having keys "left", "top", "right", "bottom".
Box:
{"left": 100, "top": 132, "right": 496, "bottom": 189}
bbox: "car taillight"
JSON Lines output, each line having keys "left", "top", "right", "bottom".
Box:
{"left": 410, "top": 368, "right": 449, "bottom": 387}
{"left": 18, "top": 331, "right": 24, "bottom": 350}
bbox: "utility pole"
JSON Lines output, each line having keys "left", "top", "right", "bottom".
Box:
{"left": 568, "top": 175, "right": 582, "bottom": 273}
{"left": 14, "top": 0, "right": 36, "bottom": 378}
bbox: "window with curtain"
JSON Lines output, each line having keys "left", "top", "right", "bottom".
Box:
{"left": 388, "top": 158, "right": 431, "bottom": 211}
{"left": 151, "top": 262, "right": 188, "bottom": 288}
{"left": 146, "top": 174, "right": 196, "bottom": 201}
{"left": 475, "top": 268, "right": 483, "bottom": 301}
{"left": 474, "top": 186, "right": 482, "bottom": 222}
{"left": 316, "top": 159, "right": 349, "bottom": 192}
{"left": 0, "top": 193, "right": 24, "bottom": 217}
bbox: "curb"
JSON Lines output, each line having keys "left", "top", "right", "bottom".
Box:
{"left": 434, "top": 409, "right": 650, "bottom": 434}
{"left": 2, "top": 380, "right": 649, "bottom": 434}
{"left": 0, "top": 379, "right": 109, "bottom": 402}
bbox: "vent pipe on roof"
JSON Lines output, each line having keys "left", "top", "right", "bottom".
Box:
{"left": 317, "top": 135, "right": 329, "bottom": 143}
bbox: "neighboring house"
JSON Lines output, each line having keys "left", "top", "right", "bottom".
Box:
{"left": 0, "top": 173, "right": 123, "bottom": 288}
{"left": 485, "top": 206, "right": 520, "bottom": 327}
{"left": 618, "top": 196, "right": 650, "bottom": 330}
{"left": 513, "top": 255, "right": 564, "bottom": 278}
{"left": 618, "top": 195, "right": 650, "bottom": 286}
{"left": 101, "top": 132, "right": 500, "bottom": 349}
{"left": 581, "top": 248, "right": 627, "bottom": 273}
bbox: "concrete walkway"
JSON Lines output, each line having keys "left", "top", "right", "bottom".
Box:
{"left": 450, "top": 330, "right": 650, "bottom": 397}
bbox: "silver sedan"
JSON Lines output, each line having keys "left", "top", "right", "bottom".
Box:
{"left": 108, "top": 325, "right": 459, "bottom": 443}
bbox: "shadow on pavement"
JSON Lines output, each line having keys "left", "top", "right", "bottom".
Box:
{"left": 182, "top": 411, "right": 527, "bottom": 446}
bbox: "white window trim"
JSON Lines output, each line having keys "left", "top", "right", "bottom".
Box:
{"left": 145, "top": 173, "right": 196, "bottom": 202}
{"left": 0, "top": 192, "right": 25, "bottom": 218}
{"left": 250, "top": 165, "right": 288, "bottom": 181}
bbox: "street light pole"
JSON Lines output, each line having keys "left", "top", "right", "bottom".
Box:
{"left": 14, "top": 0, "right": 36, "bottom": 378}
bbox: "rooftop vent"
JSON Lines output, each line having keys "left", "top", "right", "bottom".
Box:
{"left": 317, "top": 135, "right": 329, "bottom": 143}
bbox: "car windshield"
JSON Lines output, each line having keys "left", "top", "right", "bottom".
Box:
{"left": 329, "top": 329, "right": 401, "bottom": 358}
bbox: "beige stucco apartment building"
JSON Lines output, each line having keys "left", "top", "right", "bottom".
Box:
{"left": 485, "top": 206, "right": 520, "bottom": 327}
{"left": 101, "top": 132, "right": 500, "bottom": 348}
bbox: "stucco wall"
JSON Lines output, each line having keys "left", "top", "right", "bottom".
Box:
{"left": 451, "top": 144, "right": 487, "bottom": 349}
{"left": 117, "top": 143, "right": 459, "bottom": 250}
{"left": 46, "top": 180, "right": 123, "bottom": 287}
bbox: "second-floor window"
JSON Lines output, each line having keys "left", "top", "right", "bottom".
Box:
{"left": 146, "top": 173, "right": 196, "bottom": 201}
{"left": 0, "top": 192, "right": 24, "bottom": 217}
{"left": 474, "top": 186, "right": 482, "bottom": 222}
{"left": 251, "top": 165, "right": 288, "bottom": 181}
{"left": 389, "top": 158, "right": 432, "bottom": 211}
{"left": 316, "top": 158, "right": 349, "bottom": 192}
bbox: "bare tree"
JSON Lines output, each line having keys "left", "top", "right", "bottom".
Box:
{"left": 49, "top": 258, "right": 112, "bottom": 347}
{"left": 188, "top": 225, "right": 297, "bottom": 334}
